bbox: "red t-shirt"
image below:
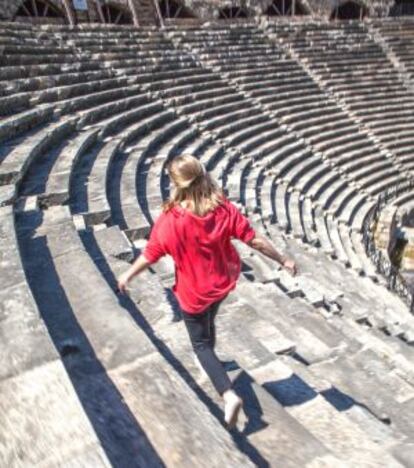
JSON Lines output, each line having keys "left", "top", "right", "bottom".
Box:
{"left": 143, "top": 198, "right": 256, "bottom": 314}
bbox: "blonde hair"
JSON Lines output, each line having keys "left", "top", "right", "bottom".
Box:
{"left": 163, "top": 154, "right": 224, "bottom": 216}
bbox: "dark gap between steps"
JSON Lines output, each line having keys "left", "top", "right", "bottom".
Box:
{"left": 16, "top": 211, "right": 164, "bottom": 468}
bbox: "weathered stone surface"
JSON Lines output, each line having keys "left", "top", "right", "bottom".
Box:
{"left": 0, "top": 105, "right": 55, "bottom": 148}
{"left": 92, "top": 225, "right": 134, "bottom": 261}
{"left": 0, "top": 284, "right": 59, "bottom": 381}
{"left": 110, "top": 354, "right": 254, "bottom": 467}
{"left": 232, "top": 373, "right": 335, "bottom": 467}
{"left": 374, "top": 204, "right": 398, "bottom": 253}
{"left": 47, "top": 228, "right": 156, "bottom": 369}
{"left": 0, "top": 184, "right": 16, "bottom": 206}
{"left": 0, "top": 117, "right": 77, "bottom": 186}
{"left": 0, "top": 207, "right": 26, "bottom": 291}
{"left": 1, "top": 17, "right": 414, "bottom": 468}
{"left": 0, "top": 207, "right": 61, "bottom": 381}
{"left": 0, "top": 360, "right": 110, "bottom": 467}
{"left": 392, "top": 443, "right": 414, "bottom": 468}
{"left": 251, "top": 360, "right": 402, "bottom": 467}
{"left": 311, "top": 354, "right": 414, "bottom": 438}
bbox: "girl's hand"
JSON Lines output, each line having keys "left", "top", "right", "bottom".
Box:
{"left": 283, "top": 258, "right": 298, "bottom": 276}
{"left": 117, "top": 272, "right": 132, "bottom": 294}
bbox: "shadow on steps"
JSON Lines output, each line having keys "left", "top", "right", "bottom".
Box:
{"left": 16, "top": 211, "right": 164, "bottom": 468}
{"left": 81, "top": 228, "right": 271, "bottom": 467}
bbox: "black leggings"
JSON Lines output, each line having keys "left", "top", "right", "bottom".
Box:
{"left": 181, "top": 300, "right": 232, "bottom": 396}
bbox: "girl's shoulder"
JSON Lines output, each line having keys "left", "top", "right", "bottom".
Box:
{"left": 220, "top": 197, "right": 239, "bottom": 213}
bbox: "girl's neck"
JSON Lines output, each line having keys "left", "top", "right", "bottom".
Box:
{"left": 180, "top": 200, "right": 194, "bottom": 212}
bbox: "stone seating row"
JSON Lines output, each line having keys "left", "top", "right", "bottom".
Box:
{"left": 55, "top": 82, "right": 382, "bottom": 314}
{"left": 2, "top": 104, "right": 358, "bottom": 466}
{"left": 247, "top": 240, "right": 414, "bottom": 346}
{"left": 196, "top": 98, "right": 391, "bottom": 279}
{"left": 369, "top": 18, "right": 414, "bottom": 77}
{"left": 0, "top": 27, "right": 258, "bottom": 230}
{"left": 11, "top": 202, "right": 250, "bottom": 467}
{"left": 106, "top": 223, "right": 412, "bottom": 465}
{"left": 3, "top": 22, "right": 414, "bottom": 465}
{"left": 0, "top": 22, "right": 408, "bottom": 286}
{"left": 111, "top": 18, "right": 410, "bottom": 336}
{"left": 3, "top": 15, "right": 414, "bottom": 388}
{"left": 0, "top": 29, "right": 226, "bottom": 203}
{"left": 51, "top": 27, "right": 274, "bottom": 153}
{"left": 201, "top": 110, "right": 378, "bottom": 279}
{"left": 248, "top": 163, "right": 378, "bottom": 275}
{"left": 0, "top": 205, "right": 123, "bottom": 467}
{"left": 96, "top": 229, "right": 347, "bottom": 466}
{"left": 0, "top": 90, "right": 163, "bottom": 209}
{"left": 0, "top": 22, "right": 410, "bottom": 196}
{"left": 264, "top": 21, "right": 414, "bottom": 174}
{"left": 0, "top": 104, "right": 55, "bottom": 146}
{"left": 2, "top": 60, "right": 263, "bottom": 458}
{"left": 144, "top": 220, "right": 414, "bottom": 438}
{"left": 169, "top": 24, "right": 409, "bottom": 203}
{"left": 119, "top": 116, "right": 191, "bottom": 238}
{"left": 170, "top": 22, "right": 412, "bottom": 260}
{"left": 246, "top": 155, "right": 389, "bottom": 276}
{"left": 0, "top": 27, "right": 199, "bottom": 127}
{"left": 256, "top": 202, "right": 414, "bottom": 344}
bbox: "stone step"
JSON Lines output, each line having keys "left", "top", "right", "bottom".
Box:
{"left": 41, "top": 128, "right": 99, "bottom": 207}
{"left": 0, "top": 116, "right": 77, "bottom": 187}
{"left": 251, "top": 359, "right": 403, "bottom": 467}
{"left": 1, "top": 69, "right": 118, "bottom": 96}
{"left": 15, "top": 208, "right": 252, "bottom": 467}
{"left": 120, "top": 117, "right": 189, "bottom": 237}
{"left": 310, "top": 353, "right": 414, "bottom": 440}
{"left": 0, "top": 206, "right": 124, "bottom": 467}
{"left": 93, "top": 238, "right": 344, "bottom": 467}
{"left": 0, "top": 104, "right": 55, "bottom": 145}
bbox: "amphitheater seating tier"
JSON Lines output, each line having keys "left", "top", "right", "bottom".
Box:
{"left": 1, "top": 20, "right": 414, "bottom": 467}
{"left": 265, "top": 20, "right": 414, "bottom": 179}
{"left": 369, "top": 18, "right": 414, "bottom": 78}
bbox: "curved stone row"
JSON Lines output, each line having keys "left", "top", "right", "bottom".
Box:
{"left": 265, "top": 19, "right": 414, "bottom": 176}
{"left": 369, "top": 17, "right": 414, "bottom": 79}
{"left": 1, "top": 23, "right": 258, "bottom": 466}
{"left": 166, "top": 23, "right": 412, "bottom": 284}
{"left": 0, "top": 204, "right": 125, "bottom": 467}
{"left": 1, "top": 20, "right": 414, "bottom": 467}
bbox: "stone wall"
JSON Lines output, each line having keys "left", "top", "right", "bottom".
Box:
{"left": 301, "top": 0, "right": 324, "bottom": 15}
{"left": 0, "top": 0, "right": 14, "bottom": 19}
{"left": 0, "top": 0, "right": 67, "bottom": 20}
{"left": 400, "top": 228, "right": 414, "bottom": 271}
{"left": 0, "top": 0, "right": 69, "bottom": 22}
{"left": 0, "top": 0, "right": 141, "bottom": 23}
{"left": 0, "top": 0, "right": 129, "bottom": 22}
{"left": 368, "top": 0, "right": 394, "bottom": 17}
{"left": 0, "top": 0, "right": 402, "bottom": 22}
{"left": 374, "top": 205, "right": 398, "bottom": 257}
{"left": 185, "top": 0, "right": 314, "bottom": 18}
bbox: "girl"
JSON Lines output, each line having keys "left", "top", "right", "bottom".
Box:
{"left": 117, "top": 154, "right": 297, "bottom": 429}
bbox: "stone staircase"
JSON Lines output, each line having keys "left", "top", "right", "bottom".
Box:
{"left": 136, "top": 0, "right": 158, "bottom": 26}
{"left": 262, "top": 19, "right": 414, "bottom": 179}
{"left": 367, "top": 17, "right": 414, "bottom": 82}
{"left": 1, "top": 19, "right": 414, "bottom": 467}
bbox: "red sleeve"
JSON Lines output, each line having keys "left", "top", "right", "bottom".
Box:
{"left": 227, "top": 201, "right": 256, "bottom": 244}
{"left": 142, "top": 215, "right": 167, "bottom": 264}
